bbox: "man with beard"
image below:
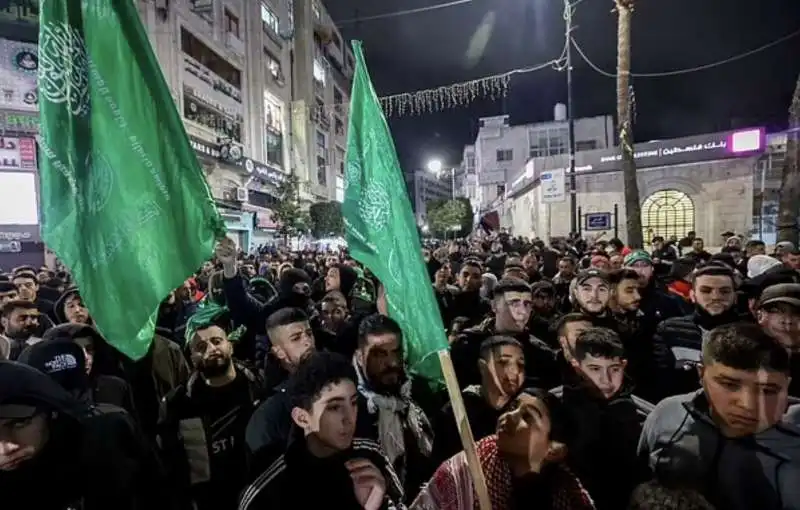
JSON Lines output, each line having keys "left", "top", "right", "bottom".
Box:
{"left": 441, "top": 259, "right": 490, "bottom": 329}
{"left": 527, "top": 281, "right": 560, "bottom": 346}
{"left": 159, "top": 304, "right": 264, "bottom": 510}
{"left": 353, "top": 314, "right": 434, "bottom": 499}
{"left": 522, "top": 251, "right": 543, "bottom": 283}
{"left": 451, "top": 278, "right": 558, "bottom": 390}
{"left": 570, "top": 269, "right": 615, "bottom": 330}
{"left": 320, "top": 291, "right": 349, "bottom": 334}
{"left": 607, "top": 269, "right": 652, "bottom": 394}
{"left": 245, "top": 307, "right": 316, "bottom": 458}
{"left": 624, "top": 250, "right": 689, "bottom": 326}
{"left": 651, "top": 265, "right": 740, "bottom": 400}
{"left": 433, "top": 336, "right": 526, "bottom": 466}
{"left": 0, "top": 301, "right": 42, "bottom": 360}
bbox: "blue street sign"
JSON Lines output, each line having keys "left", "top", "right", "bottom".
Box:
{"left": 585, "top": 212, "right": 612, "bottom": 231}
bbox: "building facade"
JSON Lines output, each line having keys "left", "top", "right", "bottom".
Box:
{"left": 464, "top": 108, "right": 614, "bottom": 213}
{"left": 406, "top": 168, "right": 457, "bottom": 226}
{"left": 291, "top": 0, "right": 354, "bottom": 204}
{"left": 0, "top": 3, "right": 43, "bottom": 268}
{"left": 503, "top": 127, "right": 769, "bottom": 244}
{"left": 139, "top": 0, "right": 300, "bottom": 250}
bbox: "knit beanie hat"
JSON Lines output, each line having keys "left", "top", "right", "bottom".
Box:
{"left": 747, "top": 254, "right": 782, "bottom": 279}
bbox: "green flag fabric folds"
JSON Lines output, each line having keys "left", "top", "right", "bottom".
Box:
{"left": 37, "top": 1, "right": 225, "bottom": 360}
{"left": 342, "top": 41, "right": 448, "bottom": 384}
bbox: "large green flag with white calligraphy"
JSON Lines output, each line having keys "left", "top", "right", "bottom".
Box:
{"left": 38, "top": 1, "right": 225, "bottom": 359}
{"left": 343, "top": 41, "right": 448, "bottom": 384}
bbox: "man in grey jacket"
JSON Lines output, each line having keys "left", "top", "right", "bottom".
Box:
{"left": 638, "top": 322, "right": 800, "bottom": 510}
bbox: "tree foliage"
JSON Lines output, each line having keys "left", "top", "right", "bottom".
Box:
{"left": 427, "top": 198, "right": 472, "bottom": 238}
{"left": 308, "top": 201, "right": 344, "bottom": 238}
{"left": 271, "top": 173, "right": 309, "bottom": 239}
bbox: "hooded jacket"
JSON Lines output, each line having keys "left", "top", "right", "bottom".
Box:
{"left": 0, "top": 361, "right": 171, "bottom": 510}
{"left": 638, "top": 390, "right": 800, "bottom": 510}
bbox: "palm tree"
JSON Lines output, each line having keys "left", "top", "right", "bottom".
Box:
{"left": 776, "top": 71, "right": 800, "bottom": 245}
{"left": 615, "top": 0, "right": 643, "bottom": 248}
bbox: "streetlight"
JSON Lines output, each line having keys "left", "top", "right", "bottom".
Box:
{"left": 426, "top": 158, "right": 455, "bottom": 200}
{"left": 426, "top": 159, "right": 443, "bottom": 174}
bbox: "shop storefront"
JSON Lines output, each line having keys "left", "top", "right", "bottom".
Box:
{"left": 219, "top": 209, "right": 254, "bottom": 252}
{"left": 0, "top": 135, "right": 42, "bottom": 268}
{"left": 244, "top": 157, "right": 286, "bottom": 248}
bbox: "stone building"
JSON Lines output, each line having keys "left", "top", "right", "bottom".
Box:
{"left": 502, "top": 127, "right": 770, "bottom": 244}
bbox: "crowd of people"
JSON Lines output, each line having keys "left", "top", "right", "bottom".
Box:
{"left": 2, "top": 229, "right": 800, "bottom": 510}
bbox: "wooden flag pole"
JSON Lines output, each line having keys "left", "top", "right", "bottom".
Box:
{"left": 437, "top": 350, "right": 492, "bottom": 510}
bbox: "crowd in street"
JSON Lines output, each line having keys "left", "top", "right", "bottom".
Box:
{"left": 2, "top": 230, "right": 800, "bottom": 510}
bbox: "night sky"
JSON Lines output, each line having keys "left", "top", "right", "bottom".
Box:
{"left": 322, "top": 0, "right": 800, "bottom": 172}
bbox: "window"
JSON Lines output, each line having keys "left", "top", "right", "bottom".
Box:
{"left": 313, "top": 57, "right": 326, "bottom": 87}
{"left": 264, "top": 48, "right": 282, "bottom": 80}
{"left": 333, "top": 87, "right": 343, "bottom": 105}
{"left": 334, "top": 117, "right": 344, "bottom": 137}
{"left": 337, "top": 147, "right": 345, "bottom": 176}
{"left": 261, "top": 3, "right": 279, "bottom": 34}
{"left": 496, "top": 149, "right": 513, "bottom": 162}
{"left": 317, "top": 156, "right": 327, "bottom": 185}
{"left": 264, "top": 91, "right": 284, "bottom": 167}
{"left": 332, "top": 32, "right": 342, "bottom": 50}
{"left": 346, "top": 53, "right": 354, "bottom": 71}
{"left": 641, "top": 190, "right": 695, "bottom": 242}
{"left": 181, "top": 28, "right": 242, "bottom": 90}
{"left": 316, "top": 130, "right": 326, "bottom": 149}
{"left": 466, "top": 155, "right": 475, "bottom": 169}
{"left": 183, "top": 86, "right": 243, "bottom": 142}
{"left": 576, "top": 140, "right": 598, "bottom": 151}
{"left": 224, "top": 9, "right": 239, "bottom": 38}
{"left": 496, "top": 184, "right": 506, "bottom": 197}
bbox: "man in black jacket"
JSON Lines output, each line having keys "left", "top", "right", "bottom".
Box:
{"left": 159, "top": 304, "right": 265, "bottom": 510}
{"left": 551, "top": 327, "right": 651, "bottom": 510}
{"left": 0, "top": 361, "right": 170, "bottom": 510}
{"left": 651, "top": 265, "right": 739, "bottom": 400}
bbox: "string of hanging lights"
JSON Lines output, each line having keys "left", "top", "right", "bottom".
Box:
{"left": 295, "top": 52, "right": 567, "bottom": 118}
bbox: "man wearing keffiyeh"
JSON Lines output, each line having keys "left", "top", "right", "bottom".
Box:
{"left": 354, "top": 313, "right": 436, "bottom": 501}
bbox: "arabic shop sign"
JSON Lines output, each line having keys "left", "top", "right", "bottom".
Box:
{"left": 591, "top": 127, "right": 766, "bottom": 172}
{"left": 243, "top": 157, "right": 287, "bottom": 186}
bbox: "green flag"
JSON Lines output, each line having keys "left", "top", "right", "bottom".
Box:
{"left": 37, "top": 1, "right": 225, "bottom": 359}
{"left": 343, "top": 41, "right": 448, "bottom": 384}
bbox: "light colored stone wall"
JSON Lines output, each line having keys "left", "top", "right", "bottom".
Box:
{"left": 510, "top": 157, "right": 755, "bottom": 243}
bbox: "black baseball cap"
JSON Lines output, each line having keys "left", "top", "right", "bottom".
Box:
{"left": 576, "top": 269, "right": 609, "bottom": 286}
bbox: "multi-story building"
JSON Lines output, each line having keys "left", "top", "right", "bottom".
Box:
{"left": 138, "top": 0, "right": 301, "bottom": 249}
{"left": 291, "top": 0, "right": 354, "bottom": 204}
{"left": 406, "top": 168, "right": 457, "bottom": 227}
{"left": 465, "top": 107, "right": 614, "bottom": 212}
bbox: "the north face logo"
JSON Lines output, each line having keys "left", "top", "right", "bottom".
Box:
{"left": 44, "top": 353, "right": 78, "bottom": 373}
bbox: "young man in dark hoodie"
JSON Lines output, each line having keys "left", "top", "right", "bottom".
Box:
{"left": 239, "top": 351, "right": 404, "bottom": 510}
{"left": 0, "top": 361, "right": 170, "bottom": 510}
{"left": 550, "top": 327, "right": 651, "bottom": 510}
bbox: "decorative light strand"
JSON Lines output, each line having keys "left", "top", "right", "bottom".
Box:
{"left": 299, "top": 51, "right": 567, "bottom": 118}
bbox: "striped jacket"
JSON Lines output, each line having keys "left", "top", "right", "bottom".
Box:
{"left": 239, "top": 437, "right": 406, "bottom": 510}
